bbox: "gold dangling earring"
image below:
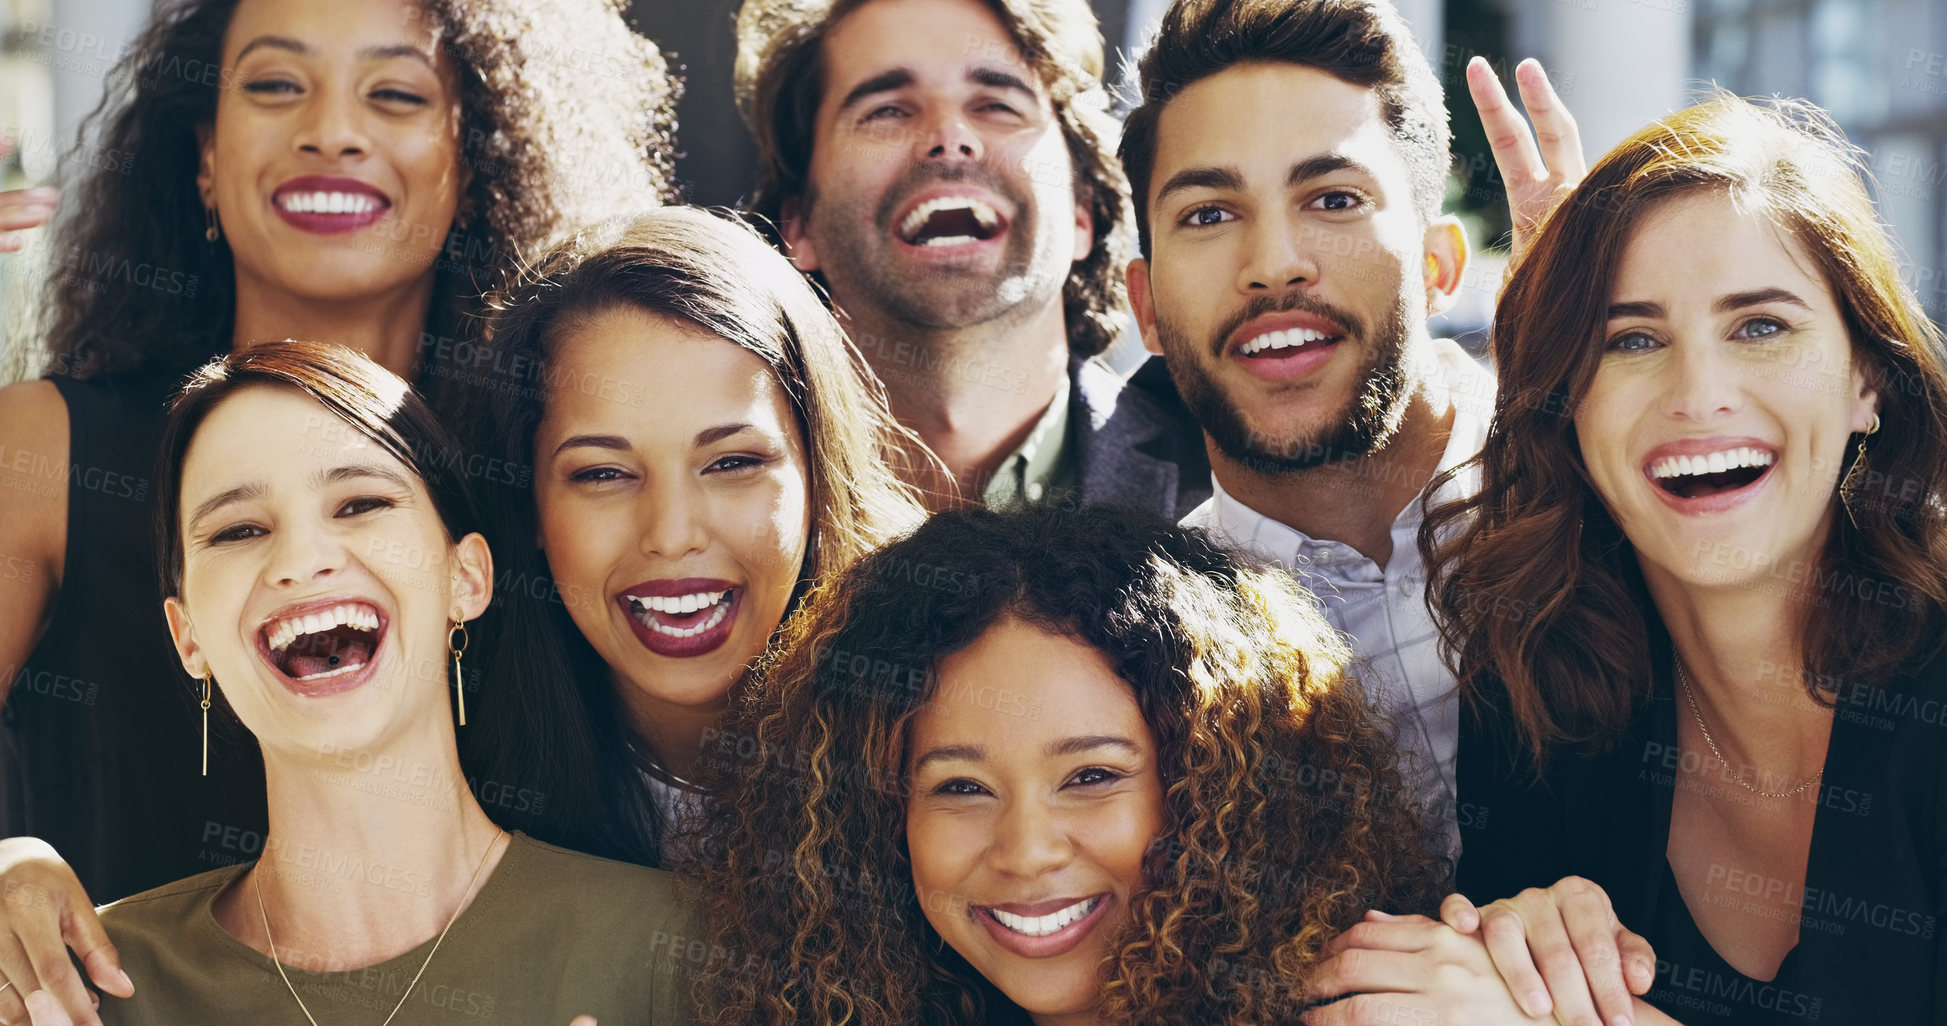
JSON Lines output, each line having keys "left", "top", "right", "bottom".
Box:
{"left": 200, "top": 673, "right": 213, "bottom": 776}
{"left": 448, "top": 614, "right": 469, "bottom": 727}
{"left": 1840, "top": 413, "right": 1882, "bottom": 531}
{"left": 204, "top": 205, "right": 220, "bottom": 243}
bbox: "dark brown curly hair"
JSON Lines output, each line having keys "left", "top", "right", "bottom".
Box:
{"left": 1422, "top": 93, "right": 1947, "bottom": 761}
{"left": 732, "top": 0, "right": 1132, "bottom": 358}
{"left": 30, "top": 0, "right": 676, "bottom": 385}
{"left": 693, "top": 504, "right": 1451, "bottom": 1025}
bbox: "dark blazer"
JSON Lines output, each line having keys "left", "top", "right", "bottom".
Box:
{"left": 1457, "top": 645, "right": 1947, "bottom": 1025}
{"left": 1070, "top": 355, "right": 1211, "bottom": 519}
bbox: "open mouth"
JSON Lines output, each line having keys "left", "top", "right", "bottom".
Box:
{"left": 980, "top": 896, "right": 1103, "bottom": 938}
{"left": 1236, "top": 326, "right": 1341, "bottom": 359}
{"left": 624, "top": 588, "right": 735, "bottom": 639}
{"left": 275, "top": 191, "right": 387, "bottom": 216}
{"left": 262, "top": 602, "right": 384, "bottom": 684}
{"left": 897, "top": 196, "right": 1004, "bottom": 247}
{"left": 1648, "top": 446, "right": 1776, "bottom": 500}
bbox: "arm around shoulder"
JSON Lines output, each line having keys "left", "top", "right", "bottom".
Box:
{"left": 0, "top": 379, "right": 69, "bottom": 706}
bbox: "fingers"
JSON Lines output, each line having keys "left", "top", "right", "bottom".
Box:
{"left": 1307, "top": 948, "right": 1440, "bottom": 1002}
{"left": 1556, "top": 885, "right": 1634, "bottom": 1026}
{"left": 17, "top": 928, "right": 93, "bottom": 1026}
{"left": 1617, "top": 928, "right": 1657, "bottom": 996}
{"left": 1466, "top": 56, "right": 1546, "bottom": 192}
{"left": 1301, "top": 994, "right": 1434, "bottom": 1026}
{"left": 64, "top": 911, "right": 129, "bottom": 999}
{"left": 1478, "top": 902, "right": 1554, "bottom": 1019}
{"left": 1323, "top": 917, "right": 1442, "bottom": 958}
{"left": 568, "top": 1018, "right": 597, "bottom": 1026}
{"left": 1512, "top": 60, "right": 1585, "bottom": 183}
{"left": 22, "top": 989, "right": 74, "bottom": 1026}
{"left": 1441, "top": 892, "right": 1483, "bottom": 933}
{"left": 0, "top": 187, "right": 59, "bottom": 254}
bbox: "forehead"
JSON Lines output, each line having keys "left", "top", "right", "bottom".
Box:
{"left": 540, "top": 305, "right": 791, "bottom": 431}
{"left": 819, "top": 0, "right": 1043, "bottom": 105}
{"left": 182, "top": 385, "right": 399, "bottom": 492}
{"left": 224, "top": 0, "right": 442, "bottom": 61}
{"left": 1612, "top": 191, "right": 1834, "bottom": 307}
{"left": 917, "top": 618, "right": 1147, "bottom": 747}
{"left": 1149, "top": 62, "right": 1406, "bottom": 199}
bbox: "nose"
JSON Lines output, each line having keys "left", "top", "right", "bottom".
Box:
{"left": 1236, "top": 212, "right": 1318, "bottom": 295}
{"left": 915, "top": 106, "right": 981, "bottom": 165}
{"left": 986, "top": 795, "right": 1074, "bottom": 878}
{"left": 1660, "top": 336, "right": 1743, "bottom": 422}
{"left": 293, "top": 82, "right": 370, "bottom": 161}
{"left": 636, "top": 479, "right": 710, "bottom": 561}
{"left": 266, "top": 517, "right": 348, "bottom": 589}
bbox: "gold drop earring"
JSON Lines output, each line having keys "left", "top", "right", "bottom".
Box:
{"left": 200, "top": 673, "right": 213, "bottom": 776}
{"left": 448, "top": 612, "right": 469, "bottom": 726}
{"left": 1840, "top": 412, "right": 1882, "bottom": 531}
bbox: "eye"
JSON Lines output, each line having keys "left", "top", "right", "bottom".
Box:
{"left": 371, "top": 87, "right": 428, "bottom": 106}
{"left": 933, "top": 778, "right": 989, "bottom": 797}
{"left": 1605, "top": 330, "right": 1660, "bottom": 353}
{"left": 979, "top": 101, "right": 1021, "bottom": 117}
{"left": 1309, "top": 190, "right": 1365, "bottom": 212}
{"left": 862, "top": 104, "right": 907, "bottom": 122}
{"left": 242, "top": 79, "right": 301, "bottom": 96}
{"left": 208, "top": 523, "right": 266, "bottom": 545}
{"left": 568, "top": 466, "right": 631, "bottom": 484}
{"left": 336, "top": 495, "right": 394, "bottom": 517}
{"left": 1180, "top": 206, "right": 1234, "bottom": 228}
{"left": 706, "top": 453, "right": 773, "bottom": 475}
{"left": 1070, "top": 767, "right": 1124, "bottom": 787}
{"left": 1734, "top": 316, "right": 1788, "bottom": 341}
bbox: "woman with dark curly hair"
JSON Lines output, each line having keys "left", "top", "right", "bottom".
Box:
{"left": 1373, "top": 93, "right": 1947, "bottom": 1026}
{"left": 0, "top": 0, "right": 676, "bottom": 980}
{"left": 693, "top": 504, "right": 1456, "bottom": 1026}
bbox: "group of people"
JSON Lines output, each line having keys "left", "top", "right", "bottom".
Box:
{"left": 0, "top": 0, "right": 1940, "bottom": 1024}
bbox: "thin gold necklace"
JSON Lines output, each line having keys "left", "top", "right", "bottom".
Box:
{"left": 254, "top": 829, "right": 504, "bottom": 1026}
{"left": 1674, "top": 656, "right": 1823, "bottom": 800}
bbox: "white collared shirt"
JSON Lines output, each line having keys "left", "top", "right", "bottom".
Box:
{"left": 1182, "top": 341, "right": 1494, "bottom": 847}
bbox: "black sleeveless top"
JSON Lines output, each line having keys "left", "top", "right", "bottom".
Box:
{"left": 2, "top": 372, "right": 267, "bottom": 901}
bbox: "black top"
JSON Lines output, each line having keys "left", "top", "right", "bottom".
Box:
{"left": 1457, "top": 647, "right": 1947, "bottom": 1025}
{"left": 2, "top": 372, "right": 267, "bottom": 901}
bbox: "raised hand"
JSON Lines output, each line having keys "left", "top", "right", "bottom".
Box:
{"left": 1466, "top": 56, "right": 1585, "bottom": 256}
{"left": 0, "top": 838, "right": 129, "bottom": 1026}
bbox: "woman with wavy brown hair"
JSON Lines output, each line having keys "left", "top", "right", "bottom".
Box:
{"left": 1396, "top": 93, "right": 1947, "bottom": 1025}
{"left": 694, "top": 504, "right": 1452, "bottom": 1026}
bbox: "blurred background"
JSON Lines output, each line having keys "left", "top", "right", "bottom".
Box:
{"left": 4, "top": 0, "right": 1945, "bottom": 373}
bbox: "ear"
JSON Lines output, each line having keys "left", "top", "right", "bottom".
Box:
{"left": 163, "top": 596, "right": 209, "bottom": 680}
{"left": 779, "top": 196, "right": 822, "bottom": 273}
{"left": 1849, "top": 359, "right": 1883, "bottom": 435}
{"left": 449, "top": 532, "right": 494, "bottom": 622}
{"left": 195, "top": 123, "right": 217, "bottom": 208}
{"left": 1071, "top": 197, "right": 1094, "bottom": 264}
{"left": 1421, "top": 217, "right": 1469, "bottom": 318}
{"left": 1126, "top": 257, "right": 1162, "bottom": 356}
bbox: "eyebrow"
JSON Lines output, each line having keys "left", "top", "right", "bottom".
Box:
{"left": 184, "top": 465, "right": 411, "bottom": 536}
{"left": 910, "top": 734, "right": 1142, "bottom": 774}
{"left": 836, "top": 68, "right": 915, "bottom": 115}
{"left": 1154, "top": 154, "right": 1377, "bottom": 208}
{"left": 1607, "top": 287, "right": 1815, "bottom": 322}
{"left": 235, "top": 35, "right": 435, "bottom": 70}
{"left": 552, "top": 434, "right": 631, "bottom": 459}
{"left": 188, "top": 483, "right": 266, "bottom": 536}
{"left": 967, "top": 66, "right": 1037, "bottom": 100}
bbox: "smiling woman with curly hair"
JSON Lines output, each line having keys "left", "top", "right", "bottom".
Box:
{"left": 693, "top": 504, "right": 1450, "bottom": 1026}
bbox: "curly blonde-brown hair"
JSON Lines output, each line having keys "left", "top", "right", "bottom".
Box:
{"left": 731, "top": 0, "right": 1133, "bottom": 358}
{"left": 692, "top": 505, "right": 1450, "bottom": 1025}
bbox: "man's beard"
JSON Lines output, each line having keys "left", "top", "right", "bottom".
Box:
{"left": 1159, "top": 290, "right": 1415, "bottom": 475}
{"left": 802, "top": 159, "right": 1068, "bottom": 331}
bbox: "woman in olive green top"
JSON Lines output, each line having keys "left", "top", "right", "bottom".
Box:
{"left": 89, "top": 341, "right": 696, "bottom": 1026}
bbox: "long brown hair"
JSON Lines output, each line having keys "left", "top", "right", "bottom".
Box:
{"left": 458, "top": 205, "right": 931, "bottom": 863}
{"left": 696, "top": 506, "right": 1450, "bottom": 1025}
{"left": 732, "top": 0, "right": 1132, "bottom": 358}
{"left": 1422, "top": 93, "right": 1947, "bottom": 759}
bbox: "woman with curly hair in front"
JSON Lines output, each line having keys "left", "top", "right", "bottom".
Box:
{"left": 693, "top": 504, "right": 1452, "bottom": 1026}
{"left": 0, "top": 0, "right": 673, "bottom": 1017}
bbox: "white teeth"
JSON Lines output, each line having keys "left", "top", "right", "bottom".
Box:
{"left": 1237, "top": 326, "right": 1335, "bottom": 356}
{"left": 628, "top": 592, "right": 731, "bottom": 639}
{"left": 1647, "top": 446, "right": 1777, "bottom": 480}
{"left": 277, "top": 190, "right": 382, "bottom": 215}
{"left": 898, "top": 196, "right": 1001, "bottom": 242}
{"left": 986, "top": 897, "right": 1100, "bottom": 937}
{"left": 265, "top": 602, "right": 381, "bottom": 653}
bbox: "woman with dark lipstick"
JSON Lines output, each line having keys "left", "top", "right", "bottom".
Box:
{"left": 1312, "top": 95, "right": 1947, "bottom": 1026}
{"left": 458, "top": 204, "right": 931, "bottom": 865}
{"left": 77, "top": 340, "right": 694, "bottom": 1026}
{"left": 695, "top": 505, "right": 1454, "bottom": 1026}
{"left": 0, "top": 0, "right": 675, "bottom": 946}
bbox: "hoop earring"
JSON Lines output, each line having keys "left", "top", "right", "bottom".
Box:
{"left": 200, "top": 673, "right": 213, "bottom": 776}
{"left": 1839, "top": 413, "right": 1882, "bottom": 530}
{"left": 448, "top": 615, "right": 469, "bottom": 727}
{"left": 204, "top": 206, "right": 220, "bottom": 243}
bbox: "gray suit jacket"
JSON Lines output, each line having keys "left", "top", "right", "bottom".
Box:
{"left": 1070, "top": 355, "right": 1211, "bottom": 519}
